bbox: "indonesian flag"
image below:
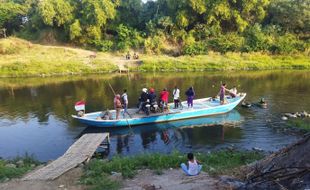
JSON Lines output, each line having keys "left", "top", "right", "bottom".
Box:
{"left": 75, "top": 101, "right": 85, "bottom": 111}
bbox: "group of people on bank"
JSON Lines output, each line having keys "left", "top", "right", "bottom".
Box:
{"left": 111, "top": 83, "right": 237, "bottom": 120}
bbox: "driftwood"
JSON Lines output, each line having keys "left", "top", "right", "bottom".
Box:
{"left": 239, "top": 134, "right": 310, "bottom": 190}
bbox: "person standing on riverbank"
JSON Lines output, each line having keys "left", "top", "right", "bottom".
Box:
{"left": 181, "top": 153, "right": 202, "bottom": 176}
{"left": 173, "top": 86, "right": 180, "bottom": 109}
{"left": 185, "top": 86, "right": 195, "bottom": 108}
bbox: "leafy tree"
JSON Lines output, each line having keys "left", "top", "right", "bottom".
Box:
{"left": 266, "top": 0, "right": 310, "bottom": 34}
{"left": 0, "top": 1, "right": 27, "bottom": 34}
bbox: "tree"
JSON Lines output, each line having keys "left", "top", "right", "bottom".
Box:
{"left": 266, "top": 0, "right": 310, "bottom": 34}
{"left": 0, "top": 1, "right": 27, "bottom": 34}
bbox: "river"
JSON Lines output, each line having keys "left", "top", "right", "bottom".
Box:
{"left": 0, "top": 71, "right": 309, "bottom": 161}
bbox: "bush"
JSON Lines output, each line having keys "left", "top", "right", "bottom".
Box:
{"left": 269, "top": 33, "right": 306, "bottom": 54}
{"left": 183, "top": 42, "right": 207, "bottom": 55}
{"left": 243, "top": 24, "right": 269, "bottom": 52}
{"left": 91, "top": 40, "right": 114, "bottom": 52}
{"left": 144, "top": 35, "right": 164, "bottom": 54}
{"left": 208, "top": 33, "right": 244, "bottom": 53}
{"left": 116, "top": 24, "right": 143, "bottom": 51}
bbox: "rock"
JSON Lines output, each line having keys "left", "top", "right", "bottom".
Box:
{"left": 284, "top": 113, "right": 297, "bottom": 118}
{"left": 5, "top": 163, "right": 16, "bottom": 168}
{"left": 16, "top": 160, "right": 24, "bottom": 167}
{"left": 281, "top": 116, "right": 288, "bottom": 121}
{"left": 109, "top": 172, "right": 122, "bottom": 182}
{"left": 58, "top": 184, "right": 65, "bottom": 188}
{"left": 253, "top": 147, "right": 263, "bottom": 152}
{"left": 219, "top": 176, "right": 245, "bottom": 189}
{"left": 142, "top": 184, "right": 156, "bottom": 190}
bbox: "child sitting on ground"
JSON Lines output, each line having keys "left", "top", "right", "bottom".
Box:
{"left": 180, "top": 153, "right": 202, "bottom": 176}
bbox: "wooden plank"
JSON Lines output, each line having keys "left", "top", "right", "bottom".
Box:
{"left": 23, "top": 133, "right": 109, "bottom": 181}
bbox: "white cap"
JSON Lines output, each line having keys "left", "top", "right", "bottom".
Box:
{"left": 142, "top": 88, "right": 147, "bottom": 92}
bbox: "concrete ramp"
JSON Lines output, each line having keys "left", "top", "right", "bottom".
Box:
{"left": 23, "top": 133, "right": 109, "bottom": 180}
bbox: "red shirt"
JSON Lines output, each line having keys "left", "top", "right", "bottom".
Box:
{"left": 160, "top": 91, "right": 169, "bottom": 102}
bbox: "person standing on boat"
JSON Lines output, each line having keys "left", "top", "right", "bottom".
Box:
{"left": 185, "top": 86, "right": 195, "bottom": 108}
{"left": 114, "top": 94, "right": 122, "bottom": 120}
{"left": 218, "top": 83, "right": 229, "bottom": 105}
{"left": 121, "top": 89, "right": 130, "bottom": 118}
{"left": 160, "top": 88, "right": 169, "bottom": 111}
{"left": 173, "top": 86, "right": 180, "bottom": 109}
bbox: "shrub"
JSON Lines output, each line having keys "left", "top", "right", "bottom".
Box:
{"left": 183, "top": 42, "right": 207, "bottom": 55}
{"left": 269, "top": 33, "right": 306, "bottom": 54}
{"left": 208, "top": 33, "right": 244, "bottom": 53}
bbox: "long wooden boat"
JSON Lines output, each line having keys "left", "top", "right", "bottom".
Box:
{"left": 72, "top": 93, "right": 246, "bottom": 128}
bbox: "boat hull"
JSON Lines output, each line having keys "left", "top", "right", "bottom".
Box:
{"left": 72, "top": 94, "right": 246, "bottom": 128}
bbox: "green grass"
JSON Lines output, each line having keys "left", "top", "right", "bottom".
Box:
{"left": 1, "top": 37, "right": 309, "bottom": 77}
{"left": 139, "top": 52, "right": 310, "bottom": 72}
{"left": 0, "top": 154, "right": 40, "bottom": 182}
{"left": 287, "top": 119, "right": 310, "bottom": 132}
{"left": 81, "top": 150, "right": 263, "bottom": 190}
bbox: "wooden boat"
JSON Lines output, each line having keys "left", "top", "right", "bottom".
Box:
{"left": 72, "top": 93, "right": 246, "bottom": 128}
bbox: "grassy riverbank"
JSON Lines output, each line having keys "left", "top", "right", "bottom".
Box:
{"left": 0, "top": 38, "right": 310, "bottom": 77}
{"left": 1, "top": 37, "right": 310, "bottom": 77}
{"left": 0, "top": 155, "right": 39, "bottom": 182}
{"left": 81, "top": 150, "right": 264, "bottom": 190}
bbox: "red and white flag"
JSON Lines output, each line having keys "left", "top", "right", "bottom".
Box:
{"left": 75, "top": 101, "right": 85, "bottom": 111}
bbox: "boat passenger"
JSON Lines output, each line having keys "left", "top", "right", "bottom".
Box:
{"left": 173, "top": 86, "right": 180, "bottom": 109}
{"left": 137, "top": 88, "right": 149, "bottom": 114}
{"left": 229, "top": 86, "right": 237, "bottom": 98}
{"left": 185, "top": 86, "right": 195, "bottom": 108}
{"left": 121, "top": 89, "right": 131, "bottom": 118}
{"left": 218, "top": 83, "right": 229, "bottom": 105}
{"left": 160, "top": 88, "right": 169, "bottom": 111}
{"left": 148, "top": 88, "right": 157, "bottom": 103}
{"left": 99, "top": 109, "right": 112, "bottom": 120}
{"left": 180, "top": 153, "right": 202, "bottom": 176}
{"left": 114, "top": 94, "right": 122, "bottom": 120}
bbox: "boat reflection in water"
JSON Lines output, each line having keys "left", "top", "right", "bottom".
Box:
{"left": 81, "top": 110, "right": 244, "bottom": 156}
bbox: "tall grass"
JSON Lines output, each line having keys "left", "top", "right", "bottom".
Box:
{"left": 81, "top": 150, "right": 263, "bottom": 190}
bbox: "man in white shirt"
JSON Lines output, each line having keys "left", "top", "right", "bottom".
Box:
{"left": 173, "top": 86, "right": 180, "bottom": 109}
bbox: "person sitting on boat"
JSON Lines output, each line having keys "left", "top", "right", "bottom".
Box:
{"left": 173, "top": 86, "right": 180, "bottom": 109}
{"left": 229, "top": 86, "right": 237, "bottom": 98}
{"left": 160, "top": 88, "right": 169, "bottom": 111}
{"left": 180, "top": 153, "right": 202, "bottom": 176}
{"left": 137, "top": 88, "right": 149, "bottom": 114}
{"left": 98, "top": 109, "right": 112, "bottom": 120}
{"left": 148, "top": 88, "right": 157, "bottom": 104}
{"left": 185, "top": 86, "right": 195, "bottom": 108}
{"left": 114, "top": 94, "right": 122, "bottom": 120}
{"left": 218, "top": 83, "right": 229, "bottom": 105}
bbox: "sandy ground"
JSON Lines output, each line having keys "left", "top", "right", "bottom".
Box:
{"left": 0, "top": 167, "right": 86, "bottom": 190}
{"left": 120, "top": 169, "right": 221, "bottom": 190}
{"left": 0, "top": 167, "right": 224, "bottom": 190}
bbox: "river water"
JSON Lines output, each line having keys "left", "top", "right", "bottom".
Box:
{"left": 0, "top": 71, "right": 309, "bottom": 161}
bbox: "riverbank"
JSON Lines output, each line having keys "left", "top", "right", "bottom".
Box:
{"left": 1, "top": 37, "right": 309, "bottom": 77}
{"left": 0, "top": 150, "right": 263, "bottom": 190}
